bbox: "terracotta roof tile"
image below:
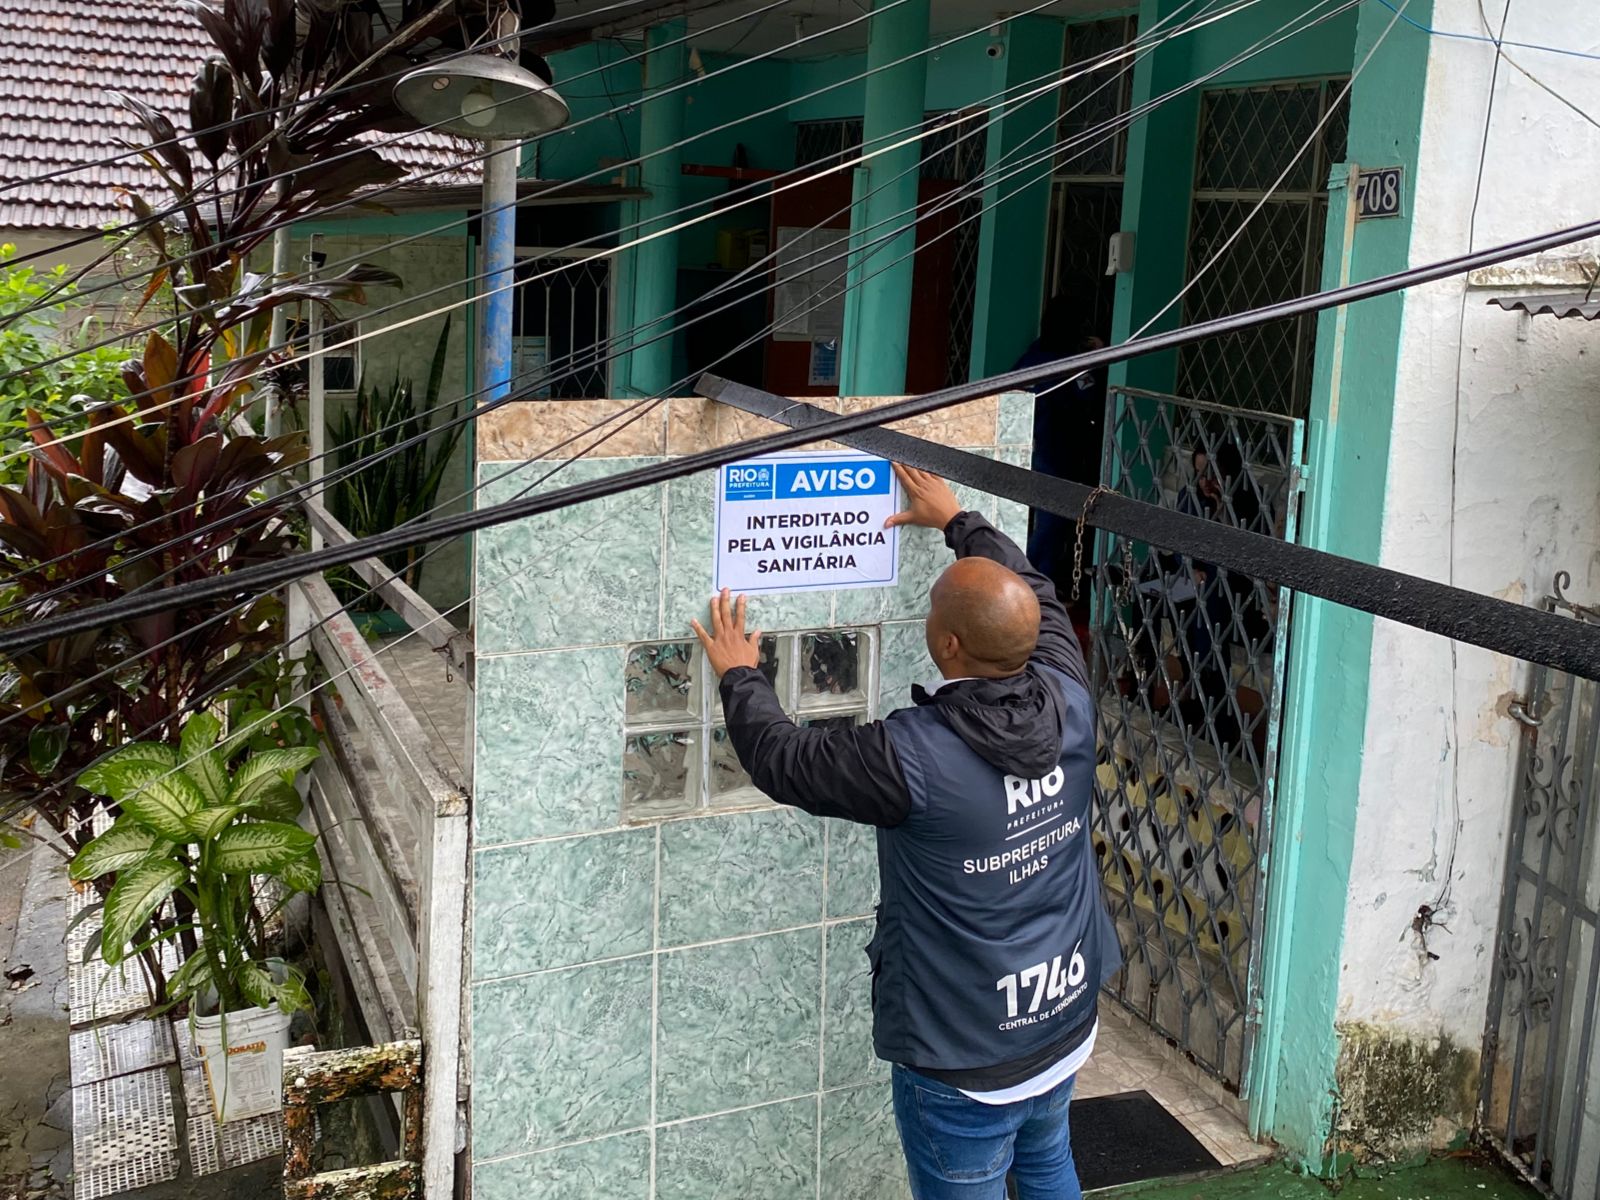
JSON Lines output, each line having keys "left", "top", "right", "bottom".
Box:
{"left": 0, "top": 0, "right": 481, "bottom": 234}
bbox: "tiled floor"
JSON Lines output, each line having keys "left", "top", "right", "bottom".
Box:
{"left": 1076, "top": 1004, "right": 1270, "bottom": 1169}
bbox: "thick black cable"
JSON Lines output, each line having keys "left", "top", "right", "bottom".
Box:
{"left": 10, "top": 211, "right": 1600, "bottom": 668}
{"left": 699, "top": 373, "right": 1600, "bottom": 678}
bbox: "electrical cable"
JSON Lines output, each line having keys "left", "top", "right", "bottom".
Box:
{"left": 0, "top": 0, "right": 1221, "bottom": 387}
{"left": 0, "top": 12, "right": 1269, "bottom": 829}
{"left": 0, "top": 0, "right": 1360, "bottom": 835}
{"left": 12, "top": 207, "right": 1600, "bottom": 663}
{"left": 12, "top": 192, "right": 1600, "bottom": 857}
{"left": 0, "top": 0, "right": 722, "bottom": 202}
{"left": 1371, "top": 0, "right": 1600, "bottom": 63}
{"left": 0, "top": 0, "right": 1280, "bottom": 608}
{"left": 0, "top": 0, "right": 1328, "bottom": 616}
{"left": 0, "top": 0, "right": 886, "bottom": 322}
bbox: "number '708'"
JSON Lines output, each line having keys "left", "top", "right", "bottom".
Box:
{"left": 996, "top": 945, "right": 1087, "bottom": 1019}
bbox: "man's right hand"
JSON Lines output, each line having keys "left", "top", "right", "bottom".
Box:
{"left": 886, "top": 463, "right": 962, "bottom": 531}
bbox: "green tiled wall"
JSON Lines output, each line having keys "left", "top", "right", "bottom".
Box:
{"left": 468, "top": 401, "right": 1032, "bottom": 1197}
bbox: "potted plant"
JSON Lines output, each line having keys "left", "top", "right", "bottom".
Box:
{"left": 71, "top": 713, "right": 321, "bottom": 1123}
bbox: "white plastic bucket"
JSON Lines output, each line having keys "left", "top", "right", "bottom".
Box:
{"left": 190, "top": 1004, "right": 291, "bottom": 1124}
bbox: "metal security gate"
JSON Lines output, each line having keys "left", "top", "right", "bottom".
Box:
{"left": 1480, "top": 577, "right": 1600, "bottom": 1198}
{"left": 1177, "top": 79, "right": 1348, "bottom": 417}
{"left": 1087, "top": 387, "right": 1304, "bottom": 1092}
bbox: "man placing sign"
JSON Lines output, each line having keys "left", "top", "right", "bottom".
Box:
{"left": 692, "top": 463, "right": 1118, "bottom": 1200}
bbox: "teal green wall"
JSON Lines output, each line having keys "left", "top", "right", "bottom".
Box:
{"left": 1190, "top": 1, "right": 1359, "bottom": 86}
{"left": 1247, "top": 1, "right": 1431, "bottom": 1170}
{"left": 787, "top": 34, "right": 1004, "bottom": 123}
{"left": 1109, "top": 0, "right": 1199, "bottom": 395}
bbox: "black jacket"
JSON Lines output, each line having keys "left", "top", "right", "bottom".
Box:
{"left": 721, "top": 512, "right": 1088, "bottom": 828}
{"left": 720, "top": 511, "right": 1101, "bottom": 1087}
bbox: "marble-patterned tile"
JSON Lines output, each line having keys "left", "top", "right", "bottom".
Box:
{"left": 475, "top": 458, "right": 664, "bottom": 653}
{"left": 473, "top": 828, "right": 656, "bottom": 978}
{"left": 663, "top": 473, "right": 836, "bottom": 640}
{"left": 655, "top": 1098, "right": 818, "bottom": 1200}
{"left": 659, "top": 809, "right": 823, "bottom": 947}
{"left": 825, "top": 820, "right": 879, "bottom": 920}
{"left": 472, "top": 957, "right": 652, "bottom": 1157}
{"left": 472, "top": 1132, "right": 650, "bottom": 1200}
{"left": 474, "top": 648, "right": 625, "bottom": 844}
{"left": 877, "top": 620, "right": 928, "bottom": 714}
{"left": 478, "top": 399, "right": 667, "bottom": 461}
{"left": 655, "top": 929, "right": 822, "bottom": 1122}
{"left": 824, "top": 919, "right": 883, "bottom": 1089}
{"left": 820, "top": 1083, "right": 911, "bottom": 1200}
{"left": 838, "top": 394, "right": 998, "bottom": 448}
{"left": 994, "top": 446, "right": 1033, "bottom": 544}
{"left": 997, "top": 391, "right": 1035, "bottom": 448}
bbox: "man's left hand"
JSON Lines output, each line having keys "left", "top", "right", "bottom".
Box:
{"left": 691, "top": 589, "right": 764, "bottom": 678}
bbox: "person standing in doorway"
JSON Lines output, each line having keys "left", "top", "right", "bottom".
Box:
{"left": 691, "top": 464, "right": 1119, "bottom": 1200}
{"left": 1012, "top": 285, "right": 1108, "bottom": 592}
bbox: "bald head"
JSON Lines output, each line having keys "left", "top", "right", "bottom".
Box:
{"left": 926, "top": 558, "right": 1041, "bottom": 678}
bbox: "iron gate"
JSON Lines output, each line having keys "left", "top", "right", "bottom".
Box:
{"left": 1480, "top": 575, "right": 1600, "bottom": 1199}
{"left": 1087, "top": 386, "right": 1304, "bottom": 1092}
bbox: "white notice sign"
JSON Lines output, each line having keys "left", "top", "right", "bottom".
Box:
{"left": 714, "top": 450, "right": 900, "bottom": 595}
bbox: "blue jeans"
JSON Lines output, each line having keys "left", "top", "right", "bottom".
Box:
{"left": 892, "top": 1066, "right": 1082, "bottom": 1200}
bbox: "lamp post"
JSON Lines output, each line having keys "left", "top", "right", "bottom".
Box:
{"left": 393, "top": 29, "right": 572, "bottom": 410}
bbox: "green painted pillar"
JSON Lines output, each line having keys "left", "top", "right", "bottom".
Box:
{"left": 1247, "top": 0, "right": 1432, "bottom": 1172}
{"left": 620, "top": 21, "right": 687, "bottom": 397}
{"left": 839, "top": 0, "right": 931, "bottom": 397}
{"left": 1109, "top": 0, "right": 1198, "bottom": 395}
{"left": 968, "top": 16, "right": 1066, "bottom": 381}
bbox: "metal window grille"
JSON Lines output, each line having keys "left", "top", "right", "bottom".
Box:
{"left": 511, "top": 248, "right": 610, "bottom": 399}
{"left": 1087, "top": 386, "right": 1305, "bottom": 1092}
{"left": 622, "top": 630, "right": 877, "bottom": 821}
{"left": 1177, "top": 79, "right": 1349, "bottom": 418}
{"left": 1057, "top": 16, "right": 1139, "bottom": 178}
{"left": 1045, "top": 17, "right": 1137, "bottom": 326}
{"left": 924, "top": 108, "right": 989, "bottom": 387}
{"left": 1480, "top": 579, "right": 1600, "bottom": 1200}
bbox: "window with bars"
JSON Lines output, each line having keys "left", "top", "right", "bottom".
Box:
{"left": 1176, "top": 79, "right": 1349, "bottom": 418}
{"left": 621, "top": 629, "right": 876, "bottom": 821}
{"left": 1046, "top": 15, "right": 1137, "bottom": 331}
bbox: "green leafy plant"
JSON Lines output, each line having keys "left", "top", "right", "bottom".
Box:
{"left": 327, "top": 314, "right": 462, "bottom": 608}
{"left": 213, "top": 650, "right": 322, "bottom": 757}
{"left": 0, "top": 244, "right": 129, "bottom": 488}
{"left": 69, "top": 716, "right": 320, "bottom": 1016}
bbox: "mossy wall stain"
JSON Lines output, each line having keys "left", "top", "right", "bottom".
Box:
{"left": 1331, "top": 1023, "right": 1478, "bottom": 1163}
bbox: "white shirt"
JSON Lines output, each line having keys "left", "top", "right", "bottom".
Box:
{"left": 960, "top": 1021, "right": 1098, "bottom": 1105}
{"left": 922, "top": 677, "right": 1098, "bottom": 1104}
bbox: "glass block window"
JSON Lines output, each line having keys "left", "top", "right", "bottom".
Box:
{"left": 622, "top": 629, "right": 877, "bottom": 821}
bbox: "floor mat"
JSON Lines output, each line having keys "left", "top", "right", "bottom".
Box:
{"left": 1006, "top": 1089, "right": 1223, "bottom": 1195}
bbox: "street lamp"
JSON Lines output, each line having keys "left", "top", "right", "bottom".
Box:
{"left": 394, "top": 48, "right": 571, "bottom": 410}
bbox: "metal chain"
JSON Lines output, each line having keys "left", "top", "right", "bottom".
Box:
{"left": 1070, "top": 482, "right": 1152, "bottom": 694}
{"left": 1070, "top": 484, "right": 1115, "bottom": 603}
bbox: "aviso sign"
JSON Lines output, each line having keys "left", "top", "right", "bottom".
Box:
{"left": 713, "top": 450, "right": 901, "bottom": 594}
